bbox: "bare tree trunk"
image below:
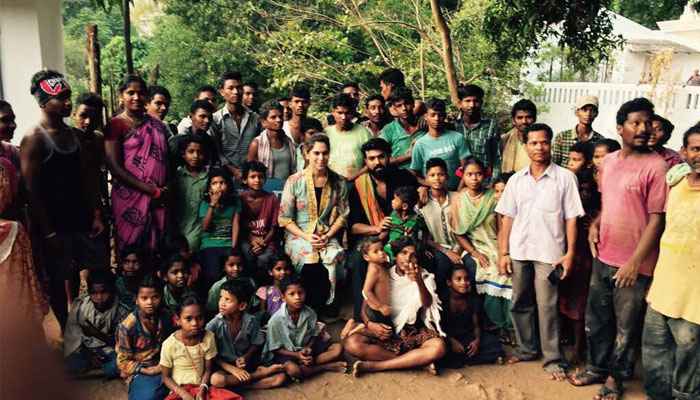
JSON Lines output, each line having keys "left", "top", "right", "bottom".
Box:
{"left": 429, "top": 0, "right": 458, "bottom": 105}
{"left": 419, "top": 43, "right": 426, "bottom": 101}
{"left": 123, "top": 0, "right": 134, "bottom": 74}
{"left": 149, "top": 64, "right": 160, "bottom": 86}
{"left": 86, "top": 24, "right": 102, "bottom": 95}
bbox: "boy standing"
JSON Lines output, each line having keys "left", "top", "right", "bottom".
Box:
{"left": 212, "top": 71, "right": 262, "bottom": 182}
{"left": 240, "top": 161, "right": 281, "bottom": 272}
{"left": 380, "top": 87, "right": 426, "bottom": 170}
{"left": 324, "top": 93, "right": 372, "bottom": 181}
{"left": 283, "top": 84, "right": 311, "bottom": 147}
{"left": 501, "top": 100, "right": 537, "bottom": 175}
{"left": 455, "top": 84, "right": 501, "bottom": 183}
{"left": 552, "top": 95, "right": 603, "bottom": 167}
{"left": 173, "top": 134, "right": 209, "bottom": 252}
{"left": 571, "top": 98, "right": 667, "bottom": 398}
{"left": 170, "top": 100, "right": 218, "bottom": 166}
{"left": 21, "top": 70, "right": 109, "bottom": 331}
{"left": 360, "top": 94, "right": 389, "bottom": 137}
{"left": 177, "top": 85, "right": 218, "bottom": 134}
{"left": 410, "top": 98, "right": 470, "bottom": 191}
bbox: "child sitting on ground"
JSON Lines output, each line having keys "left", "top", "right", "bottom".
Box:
{"left": 173, "top": 134, "right": 210, "bottom": 254}
{"left": 591, "top": 138, "right": 620, "bottom": 184}
{"left": 341, "top": 237, "right": 392, "bottom": 339}
{"left": 566, "top": 141, "right": 593, "bottom": 174}
{"left": 439, "top": 264, "right": 503, "bottom": 368}
{"left": 206, "top": 248, "right": 259, "bottom": 316}
{"left": 116, "top": 274, "right": 174, "bottom": 400}
{"left": 200, "top": 167, "right": 242, "bottom": 288}
{"left": 160, "top": 296, "right": 242, "bottom": 400}
{"left": 116, "top": 243, "right": 149, "bottom": 311}
{"left": 262, "top": 275, "right": 347, "bottom": 381}
{"left": 256, "top": 253, "right": 292, "bottom": 318}
{"left": 160, "top": 254, "right": 197, "bottom": 315}
{"left": 160, "top": 235, "right": 202, "bottom": 292}
{"left": 64, "top": 269, "right": 129, "bottom": 378}
{"left": 207, "top": 279, "right": 287, "bottom": 390}
{"left": 239, "top": 161, "right": 281, "bottom": 280}
{"left": 382, "top": 186, "right": 427, "bottom": 261}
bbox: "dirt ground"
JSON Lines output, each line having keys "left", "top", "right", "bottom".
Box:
{"left": 42, "top": 308, "right": 647, "bottom": 400}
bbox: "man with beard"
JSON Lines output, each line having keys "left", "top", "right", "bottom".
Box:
{"left": 570, "top": 98, "right": 668, "bottom": 400}
{"left": 551, "top": 95, "right": 603, "bottom": 167}
{"left": 345, "top": 138, "right": 419, "bottom": 324}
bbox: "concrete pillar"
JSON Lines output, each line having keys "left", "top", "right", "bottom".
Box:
{"left": 0, "top": 0, "right": 65, "bottom": 145}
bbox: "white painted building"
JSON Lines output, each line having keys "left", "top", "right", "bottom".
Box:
{"left": 0, "top": 0, "right": 66, "bottom": 145}
{"left": 531, "top": 2, "right": 700, "bottom": 151}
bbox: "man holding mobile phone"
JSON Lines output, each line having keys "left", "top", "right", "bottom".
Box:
{"left": 495, "top": 122, "right": 584, "bottom": 381}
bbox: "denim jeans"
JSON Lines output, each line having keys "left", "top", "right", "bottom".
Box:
{"left": 128, "top": 373, "right": 169, "bottom": 400}
{"left": 585, "top": 258, "right": 650, "bottom": 380}
{"left": 65, "top": 348, "right": 118, "bottom": 379}
{"left": 642, "top": 306, "right": 700, "bottom": 400}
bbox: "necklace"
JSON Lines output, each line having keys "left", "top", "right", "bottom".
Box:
{"left": 466, "top": 190, "right": 484, "bottom": 201}
{"left": 120, "top": 111, "right": 141, "bottom": 125}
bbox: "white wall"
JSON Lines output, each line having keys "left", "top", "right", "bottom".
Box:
{"left": 0, "top": 0, "right": 65, "bottom": 145}
{"left": 534, "top": 82, "right": 700, "bottom": 152}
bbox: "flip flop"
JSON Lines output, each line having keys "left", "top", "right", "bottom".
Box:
{"left": 594, "top": 381, "right": 625, "bottom": 400}
{"left": 567, "top": 370, "right": 606, "bottom": 386}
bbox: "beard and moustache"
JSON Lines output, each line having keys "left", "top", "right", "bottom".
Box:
{"left": 368, "top": 163, "right": 388, "bottom": 179}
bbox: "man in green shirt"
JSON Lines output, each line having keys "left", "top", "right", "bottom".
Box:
{"left": 324, "top": 93, "right": 372, "bottom": 181}
{"left": 380, "top": 87, "right": 427, "bottom": 170}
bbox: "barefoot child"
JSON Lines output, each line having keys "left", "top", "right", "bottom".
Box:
{"left": 382, "top": 186, "right": 427, "bottom": 261}
{"left": 206, "top": 248, "right": 258, "bottom": 316}
{"left": 160, "top": 296, "right": 241, "bottom": 400}
{"left": 452, "top": 158, "right": 514, "bottom": 346}
{"left": 116, "top": 275, "right": 174, "bottom": 400}
{"left": 116, "top": 244, "right": 149, "bottom": 311}
{"left": 64, "top": 270, "right": 128, "bottom": 378}
{"left": 239, "top": 161, "right": 281, "bottom": 277}
{"left": 262, "top": 275, "right": 346, "bottom": 380}
{"left": 439, "top": 264, "right": 503, "bottom": 368}
{"left": 200, "top": 167, "right": 241, "bottom": 288}
{"left": 558, "top": 168, "right": 600, "bottom": 364}
{"left": 341, "top": 237, "right": 392, "bottom": 339}
{"left": 161, "top": 254, "right": 197, "bottom": 314}
{"left": 207, "top": 279, "right": 286, "bottom": 390}
{"left": 256, "top": 253, "right": 292, "bottom": 317}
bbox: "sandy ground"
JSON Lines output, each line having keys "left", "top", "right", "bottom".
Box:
{"left": 42, "top": 307, "right": 647, "bottom": 400}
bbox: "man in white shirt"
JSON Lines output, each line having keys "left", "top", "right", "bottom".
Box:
{"left": 495, "top": 123, "right": 584, "bottom": 380}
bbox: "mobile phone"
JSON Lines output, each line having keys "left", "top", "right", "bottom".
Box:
{"left": 547, "top": 264, "right": 564, "bottom": 285}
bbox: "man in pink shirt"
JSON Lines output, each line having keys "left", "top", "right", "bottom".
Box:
{"left": 570, "top": 98, "right": 667, "bottom": 399}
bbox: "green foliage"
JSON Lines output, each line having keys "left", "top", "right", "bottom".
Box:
{"left": 610, "top": 0, "right": 689, "bottom": 29}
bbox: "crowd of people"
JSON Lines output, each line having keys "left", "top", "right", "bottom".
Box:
{"left": 0, "top": 66, "right": 698, "bottom": 400}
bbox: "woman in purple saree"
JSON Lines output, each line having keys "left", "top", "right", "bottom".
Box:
{"left": 105, "top": 75, "right": 170, "bottom": 256}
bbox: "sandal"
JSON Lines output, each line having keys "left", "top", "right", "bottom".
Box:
{"left": 594, "top": 380, "right": 624, "bottom": 400}
{"left": 567, "top": 370, "right": 607, "bottom": 386}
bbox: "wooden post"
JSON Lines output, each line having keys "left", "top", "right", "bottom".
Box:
{"left": 86, "top": 24, "right": 102, "bottom": 95}
{"left": 149, "top": 64, "right": 160, "bottom": 86}
{"left": 429, "top": 0, "right": 458, "bottom": 106}
{"left": 123, "top": 0, "right": 134, "bottom": 74}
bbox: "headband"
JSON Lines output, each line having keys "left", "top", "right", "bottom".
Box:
{"left": 34, "top": 76, "right": 71, "bottom": 105}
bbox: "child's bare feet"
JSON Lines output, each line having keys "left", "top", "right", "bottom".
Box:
{"left": 256, "top": 364, "right": 284, "bottom": 377}
{"left": 353, "top": 360, "right": 367, "bottom": 377}
{"left": 422, "top": 362, "right": 437, "bottom": 375}
{"left": 496, "top": 356, "right": 504, "bottom": 365}
{"left": 324, "top": 361, "right": 347, "bottom": 373}
{"left": 341, "top": 319, "right": 358, "bottom": 340}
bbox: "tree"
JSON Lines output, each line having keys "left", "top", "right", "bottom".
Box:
{"left": 610, "top": 0, "right": 694, "bottom": 29}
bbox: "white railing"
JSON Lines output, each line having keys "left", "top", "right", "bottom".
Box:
{"left": 533, "top": 82, "right": 700, "bottom": 151}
